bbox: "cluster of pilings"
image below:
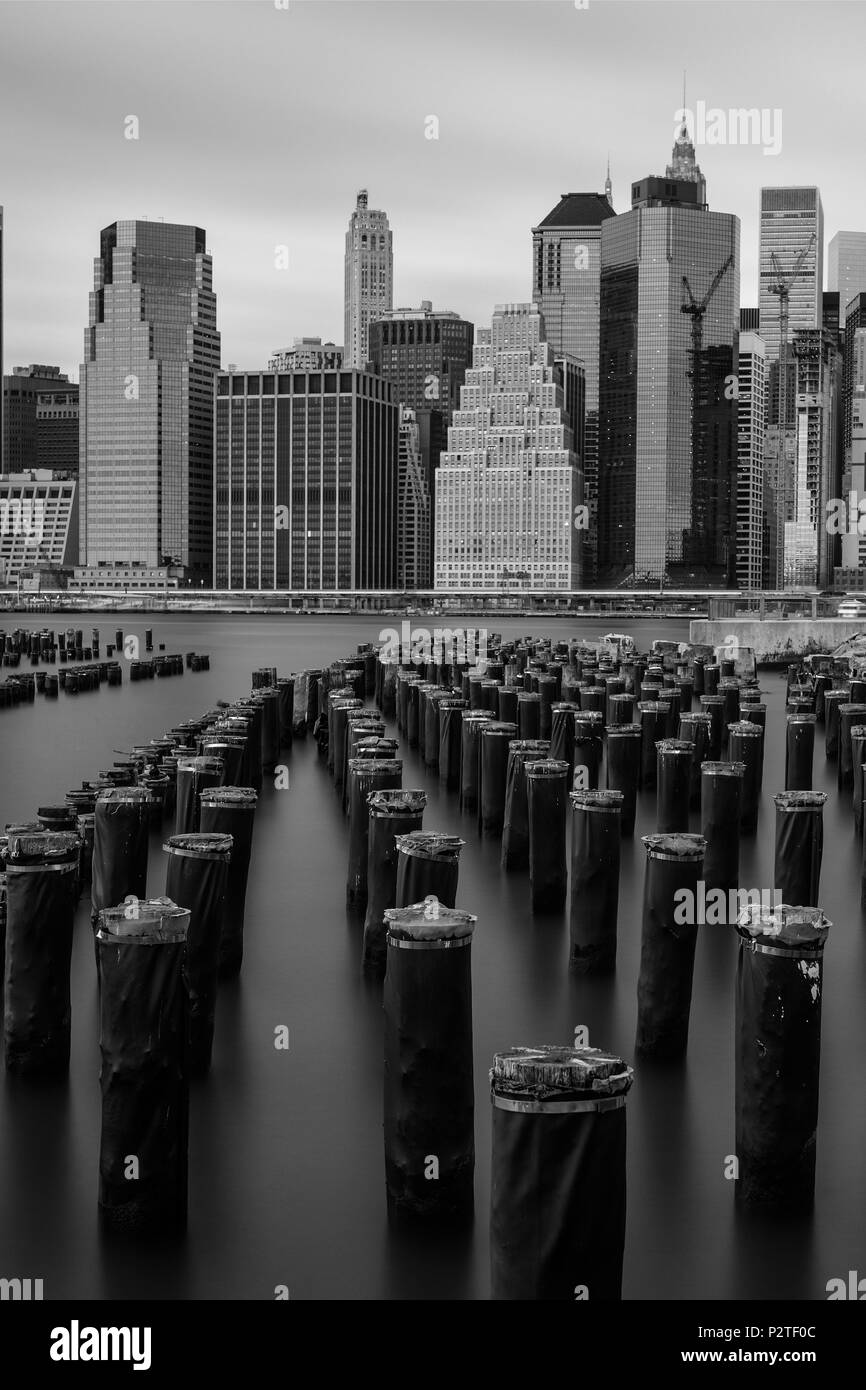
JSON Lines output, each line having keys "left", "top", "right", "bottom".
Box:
{"left": 0, "top": 626, "right": 209, "bottom": 710}
{"left": 0, "top": 660, "right": 299, "bottom": 1238}
{"left": 291, "top": 632, "right": 856, "bottom": 1297}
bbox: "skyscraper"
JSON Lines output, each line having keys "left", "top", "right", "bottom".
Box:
{"left": 783, "top": 328, "right": 840, "bottom": 588}
{"left": 597, "top": 124, "right": 740, "bottom": 586}
{"left": 368, "top": 301, "right": 473, "bottom": 586}
{"left": 0, "top": 207, "right": 4, "bottom": 472}
{"left": 434, "top": 303, "right": 582, "bottom": 591}
{"left": 736, "top": 332, "right": 766, "bottom": 590}
{"left": 80, "top": 220, "right": 220, "bottom": 583}
{"left": 531, "top": 189, "right": 616, "bottom": 583}
{"left": 214, "top": 365, "right": 398, "bottom": 591}
{"left": 344, "top": 191, "right": 393, "bottom": 369}
{"left": 838, "top": 319, "right": 866, "bottom": 586}
{"left": 828, "top": 231, "right": 866, "bottom": 324}
{"left": 396, "top": 407, "right": 431, "bottom": 590}
{"left": 758, "top": 188, "right": 823, "bottom": 361}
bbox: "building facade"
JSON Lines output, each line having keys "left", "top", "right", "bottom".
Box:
{"left": 0, "top": 470, "right": 78, "bottom": 583}
{"left": 597, "top": 127, "right": 740, "bottom": 586}
{"left": 344, "top": 191, "right": 393, "bottom": 369}
{"left": 434, "top": 303, "right": 582, "bottom": 591}
{"left": 367, "top": 302, "right": 473, "bottom": 588}
{"left": 828, "top": 231, "right": 866, "bottom": 324}
{"left": 531, "top": 190, "right": 615, "bottom": 583}
{"left": 214, "top": 366, "right": 398, "bottom": 591}
{"left": 79, "top": 220, "right": 220, "bottom": 584}
{"left": 736, "top": 331, "right": 766, "bottom": 590}
{"left": 36, "top": 380, "right": 79, "bottom": 472}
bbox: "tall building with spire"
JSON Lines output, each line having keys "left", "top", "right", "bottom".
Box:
{"left": 344, "top": 190, "right": 393, "bottom": 369}
{"left": 531, "top": 181, "right": 616, "bottom": 583}
{"left": 434, "top": 303, "right": 582, "bottom": 591}
{"left": 597, "top": 122, "right": 739, "bottom": 586}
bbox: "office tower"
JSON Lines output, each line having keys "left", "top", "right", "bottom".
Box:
{"left": 397, "top": 407, "right": 431, "bottom": 589}
{"left": 368, "top": 302, "right": 473, "bottom": 587}
{"left": 839, "top": 324, "right": 866, "bottom": 585}
{"left": 781, "top": 328, "right": 840, "bottom": 588}
{"left": 0, "top": 470, "right": 78, "bottom": 583}
{"left": 597, "top": 125, "right": 740, "bottom": 586}
{"left": 37, "top": 378, "right": 79, "bottom": 472}
{"left": 3, "top": 366, "right": 75, "bottom": 473}
{"left": 0, "top": 207, "right": 3, "bottom": 471}
{"left": 434, "top": 303, "right": 583, "bottom": 591}
{"left": 823, "top": 291, "right": 841, "bottom": 349}
{"left": 268, "top": 339, "right": 343, "bottom": 371}
{"left": 80, "top": 220, "right": 220, "bottom": 583}
{"left": 736, "top": 332, "right": 766, "bottom": 590}
{"left": 758, "top": 188, "right": 823, "bottom": 361}
{"left": 828, "top": 231, "right": 866, "bottom": 324}
{"left": 214, "top": 365, "right": 398, "bottom": 591}
{"left": 531, "top": 190, "right": 616, "bottom": 583}
{"left": 740, "top": 308, "right": 760, "bottom": 333}
{"left": 344, "top": 190, "right": 393, "bottom": 369}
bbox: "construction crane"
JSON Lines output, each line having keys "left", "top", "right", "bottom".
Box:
{"left": 681, "top": 255, "right": 734, "bottom": 577}
{"left": 767, "top": 232, "right": 816, "bottom": 583}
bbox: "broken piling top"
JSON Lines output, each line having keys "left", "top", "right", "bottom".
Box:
{"left": 641, "top": 832, "right": 707, "bottom": 861}
{"left": 701, "top": 760, "right": 746, "bottom": 777}
{"left": 490, "top": 1046, "right": 634, "bottom": 1103}
{"left": 6, "top": 829, "right": 80, "bottom": 865}
{"left": 654, "top": 738, "right": 695, "bottom": 755}
{"left": 162, "top": 832, "right": 233, "bottom": 861}
{"left": 726, "top": 720, "right": 763, "bottom": 737}
{"left": 97, "top": 896, "right": 191, "bottom": 945}
{"left": 570, "top": 789, "right": 623, "bottom": 813}
{"left": 773, "top": 790, "right": 828, "bottom": 811}
{"left": 605, "top": 723, "right": 642, "bottom": 736}
{"left": 385, "top": 895, "right": 477, "bottom": 943}
{"left": 524, "top": 758, "right": 570, "bottom": 779}
{"left": 509, "top": 739, "right": 551, "bottom": 755}
{"left": 198, "top": 787, "right": 258, "bottom": 809}
{"left": 95, "top": 786, "right": 154, "bottom": 806}
{"left": 735, "top": 903, "right": 830, "bottom": 951}
{"left": 367, "top": 788, "right": 428, "bottom": 815}
{"left": 175, "top": 756, "right": 225, "bottom": 777}
{"left": 394, "top": 831, "right": 466, "bottom": 861}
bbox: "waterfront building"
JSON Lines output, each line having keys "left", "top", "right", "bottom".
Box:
{"left": 434, "top": 302, "right": 582, "bottom": 591}
{"left": 597, "top": 123, "right": 740, "bottom": 586}
{"left": 79, "top": 220, "right": 220, "bottom": 584}
{"left": 0, "top": 469, "right": 77, "bottom": 583}
{"left": 396, "top": 407, "right": 431, "bottom": 590}
{"left": 344, "top": 190, "right": 392, "bottom": 369}
{"left": 214, "top": 365, "right": 398, "bottom": 591}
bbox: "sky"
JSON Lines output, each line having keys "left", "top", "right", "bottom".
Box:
{"left": 1, "top": 0, "right": 863, "bottom": 380}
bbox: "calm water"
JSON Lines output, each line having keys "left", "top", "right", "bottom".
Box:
{"left": 0, "top": 612, "right": 863, "bottom": 1301}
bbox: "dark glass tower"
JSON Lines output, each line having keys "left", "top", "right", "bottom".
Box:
{"left": 367, "top": 302, "right": 473, "bottom": 587}
{"left": 80, "top": 220, "right": 220, "bottom": 582}
{"left": 597, "top": 126, "right": 740, "bottom": 587}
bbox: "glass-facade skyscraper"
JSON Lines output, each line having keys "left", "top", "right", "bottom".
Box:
{"left": 827, "top": 232, "right": 866, "bottom": 324}
{"left": 79, "top": 220, "right": 220, "bottom": 582}
{"left": 758, "top": 188, "right": 823, "bottom": 362}
{"left": 597, "top": 126, "right": 740, "bottom": 586}
{"left": 531, "top": 190, "right": 616, "bottom": 583}
{"left": 344, "top": 191, "right": 393, "bottom": 369}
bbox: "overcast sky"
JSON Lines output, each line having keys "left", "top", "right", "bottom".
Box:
{"left": 1, "top": 0, "right": 862, "bottom": 379}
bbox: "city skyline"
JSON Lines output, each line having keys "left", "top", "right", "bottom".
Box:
{"left": 2, "top": 1, "right": 865, "bottom": 378}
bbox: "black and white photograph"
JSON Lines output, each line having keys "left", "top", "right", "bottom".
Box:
{"left": 0, "top": 0, "right": 864, "bottom": 1352}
